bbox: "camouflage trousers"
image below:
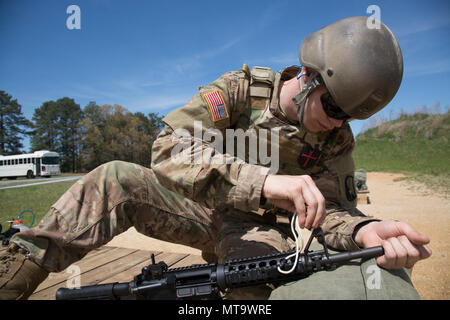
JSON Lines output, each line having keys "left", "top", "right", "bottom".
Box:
{"left": 11, "top": 161, "right": 419, "bottom": 300}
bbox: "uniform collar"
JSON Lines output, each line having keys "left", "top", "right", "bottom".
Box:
{"left": 271, "top": 65, "right": 304, "bottom": 126}
{"left": 269, "top": 66, "right": 301, "bottom": 123}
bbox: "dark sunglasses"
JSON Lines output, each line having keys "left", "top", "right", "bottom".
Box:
{"left": 320, "top": 92, "right": 351, "bottom": 121}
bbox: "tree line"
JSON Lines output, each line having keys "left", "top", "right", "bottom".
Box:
{"left": 0, "top": 90, "right": 164, "bottom": 172}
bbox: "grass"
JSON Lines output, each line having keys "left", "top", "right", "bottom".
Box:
{"left": 353, "top": 139, "right": 450, "bottom": 175}
{"left": 353, "top": 111, "right": 450, "bottom": 197}
{"left": 0, "top": 180, "right": 76, "bottom": 229}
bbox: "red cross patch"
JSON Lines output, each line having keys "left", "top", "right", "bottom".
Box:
{"left": 297, "top": 145, "right": 321, "bottom": 169}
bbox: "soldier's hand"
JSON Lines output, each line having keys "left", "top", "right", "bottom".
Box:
{"left": 354, "top": 220, "right": 432, "bottom": 269}
{"left": 262, "top": 174, "right": 326, "bottom": 229}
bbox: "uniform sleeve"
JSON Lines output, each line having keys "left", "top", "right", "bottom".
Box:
{"left": 312, "top": 124, "right": 380, "bottom": 251}
{"left": 151, "top": 70, "right": 270, "bottom": 212}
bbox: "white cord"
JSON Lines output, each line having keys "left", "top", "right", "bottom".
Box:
{"left": 277, "top": 211, "right": 304, "bottom": 274}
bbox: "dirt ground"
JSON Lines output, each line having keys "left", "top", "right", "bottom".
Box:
{"left": 357, "top": 172, "right": 449, "bottom": 300}
{"left": 106, "top": 172, "right": 449, "bottom": 300}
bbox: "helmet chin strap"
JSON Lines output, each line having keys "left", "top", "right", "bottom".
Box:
{"left": 292, "top": 74, "right": 323, "bottom": 124}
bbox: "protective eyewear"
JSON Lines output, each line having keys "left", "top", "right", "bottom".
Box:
{"left": 320, "top": 92, "right": 351, "bottom": 121}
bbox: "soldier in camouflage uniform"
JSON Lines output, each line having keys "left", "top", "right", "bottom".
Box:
{"left": 1, "top": 17, "right": 431, "bottom": 300}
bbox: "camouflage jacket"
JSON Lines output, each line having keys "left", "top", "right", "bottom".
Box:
{"left": 151, "top": 65, "right": 379, "bottom": 251}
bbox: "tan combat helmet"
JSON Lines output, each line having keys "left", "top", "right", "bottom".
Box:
{"left": 299, "top": 16, "right": 403, "bottom": 120}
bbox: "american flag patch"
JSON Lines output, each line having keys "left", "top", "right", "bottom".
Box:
{"left": 203, "top": 90, "right": 229, "bottom": 122}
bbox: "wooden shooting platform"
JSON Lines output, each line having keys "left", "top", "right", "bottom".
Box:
{"left": 27, "top": 246, "right": 206, "bottom": 300}
{"left": 357, "top": 190, "right": 371, "bottom": 205}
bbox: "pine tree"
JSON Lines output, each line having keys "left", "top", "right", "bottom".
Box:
{"left": 31, "top": 101, "right": 60, "bottom": 151}
{"left": 31, "top": 98, "right": 83, "bottom": 172}
{"left": 0, "top": 91, "right": 32, "bottom": 155}
{"left": 57, "top": 98, "right": 83, "bottom": 172}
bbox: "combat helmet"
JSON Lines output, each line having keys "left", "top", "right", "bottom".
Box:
{"left": 296, "top": 16, "right": 403, "bottom": 120}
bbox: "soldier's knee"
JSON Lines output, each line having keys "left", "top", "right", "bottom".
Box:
{"left": 100, "top": 160, "right": 131, "bottom": 173}
{"left": 83, "top": 161, "right": 129, "bottom": 188}
{"left": 80, "top": 160, "right": 149, "bottom": 200}
{"left": 99, "top": 160, "right": 142, "bottom": 183}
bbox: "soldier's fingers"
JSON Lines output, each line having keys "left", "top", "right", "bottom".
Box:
{"left": 417, "top": 244, "right": 432, "bottom": 260}
{"left": 312, "top": 193, "right": 326, "bottom": 229}
{"left": 301, "top": 175, "right": 324, "bottom": 204}
{"left": 301, "top": 176, "right": 325, "bottom": 229}
{"left": 291, "top": 190, "right": 306, "bottom": 228}
{"left": 398, "top": 235, "right": 422, "bottom": 269}
{"left": 377, "top": 240, "right": 396, "bottom": 269}
{"left": 387, "top": 237, "right": 408, "bottom": 269}
{"left": 396, "top": 221, "right": 430, "bottom": 246}
{"left": 302, "top": 187, "right": 318, "bottom": 229}
{"left": 296, "top": 208, "right": 307, "bottom": 229}
{"left": 312, "top": 210, "right": 323, "bottom": 229}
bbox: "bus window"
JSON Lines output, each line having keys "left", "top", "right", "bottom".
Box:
{"left": 32, "top": 158, "right": 35, "bottom": 164}
{"left": 42, "top": 156, "right": 60, "bottom": 165}
{"left": 0, "top": 160, "right": 3, "bottom": 166}
{"left": 19, "top": 159, "right": 23, "bottom": 164}
{"left": 15, "top": 159, "right": 18, "bottom": 165}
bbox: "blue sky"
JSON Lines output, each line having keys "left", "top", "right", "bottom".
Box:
{"left": 0, "top": 0, "right": 449, "bottom": 151}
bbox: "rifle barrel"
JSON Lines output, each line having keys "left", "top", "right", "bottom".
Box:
{"left": 324, "top": 246, "right": 384, "bottom": 264}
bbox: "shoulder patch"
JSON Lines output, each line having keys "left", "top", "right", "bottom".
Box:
{"left": 203, "top": 90, "right": 229, "bottom": 122}
{"left": 298, "top": 145, "right": 321, "bottom": 169}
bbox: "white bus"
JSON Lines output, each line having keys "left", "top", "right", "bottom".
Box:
{"left": 0, "top": 150, "right": 61, "bottom": 179}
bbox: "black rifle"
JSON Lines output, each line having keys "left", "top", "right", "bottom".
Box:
{"left": 0, "top": 221, "right": 21, "bottom": 247}
{"left": 55, "top": 227, "right": 384, "bottom": 300}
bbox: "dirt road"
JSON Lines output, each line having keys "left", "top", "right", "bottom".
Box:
{"left": 107, "top": 172, "right": 449, "bottom": 300}
{"left": 358, "top": 172, "right": 449, "bottom": 300}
